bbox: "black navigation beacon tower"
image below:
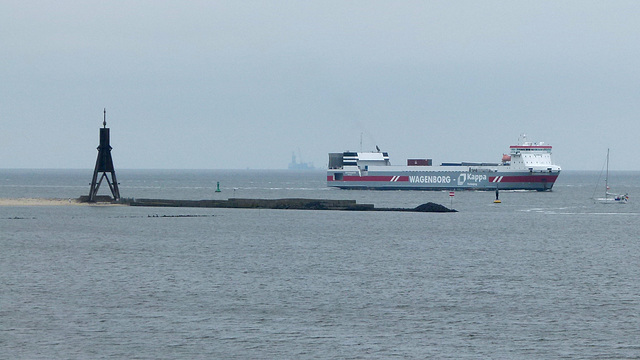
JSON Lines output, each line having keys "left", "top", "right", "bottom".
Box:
{"left": 88, "top": 109, "right": 120, "bottom": 202}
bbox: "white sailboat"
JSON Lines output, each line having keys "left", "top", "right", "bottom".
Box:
{"left": 593, "top": 148, "right": 629, "bottom": 204}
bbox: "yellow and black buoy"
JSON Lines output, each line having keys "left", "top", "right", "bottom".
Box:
{"left": 494, "top": 188, "right": 501, "bottom": 203}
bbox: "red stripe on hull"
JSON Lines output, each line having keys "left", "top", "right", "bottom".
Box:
{"left": 327, "top": 175, "right": 409, "bottom": 182}
{"left": 489, "top": 175, "right": 558, "bottom": 183}
{"left": 343, "top": 176, "right": 396, "bottom": 182}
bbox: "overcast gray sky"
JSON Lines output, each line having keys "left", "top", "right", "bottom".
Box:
{"left": 1, "top": 1, "right": 639, "bottom": 170}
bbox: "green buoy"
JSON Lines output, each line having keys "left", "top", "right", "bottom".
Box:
{"left": 215, "top": 181, "right": 221, "bottom": 193}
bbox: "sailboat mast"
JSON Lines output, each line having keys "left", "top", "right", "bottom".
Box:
{"left": 605, "top": 148, "right": 610, "bottom": 197}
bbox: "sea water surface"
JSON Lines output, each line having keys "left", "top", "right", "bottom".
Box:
{"left": 1, "top": 169, "right": 640, "bottom": 359}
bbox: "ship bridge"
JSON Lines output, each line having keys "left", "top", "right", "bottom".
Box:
{"left": 508, "top": 141, "right": 561, "bottom": 172}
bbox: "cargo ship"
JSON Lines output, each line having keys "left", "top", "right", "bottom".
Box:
{"left": 327, "top": 135, "right": 561, "bottom": 191}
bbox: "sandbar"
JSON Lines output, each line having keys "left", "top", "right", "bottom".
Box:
{"left": 0, "top": 198, "right": 117, "bottom": 206}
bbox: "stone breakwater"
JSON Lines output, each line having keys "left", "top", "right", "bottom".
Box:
{"left": 122, "top": 198, "right": 457, "bottom": 212}
{"left": 2, "top": 197, "right": 457, "bottom": 212}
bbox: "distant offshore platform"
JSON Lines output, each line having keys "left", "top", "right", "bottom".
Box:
{"left": 288, "top": 152, "right": 315, "bottom": 170}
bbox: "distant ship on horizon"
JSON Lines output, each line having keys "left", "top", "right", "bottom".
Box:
{"left": 288, "top": 152, "right": 316, "bottom": 170}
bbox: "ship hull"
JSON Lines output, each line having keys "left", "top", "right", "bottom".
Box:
{"left": 327, "top": 168, "right": 560, "bottom": 191}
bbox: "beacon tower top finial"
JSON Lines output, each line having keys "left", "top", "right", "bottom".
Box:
{"left": 103, "top": 108, "right": 107, "bottom": 128}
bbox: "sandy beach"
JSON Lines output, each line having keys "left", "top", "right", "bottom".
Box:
{"left": 0, "top": 198, "right": 118, "bottom": 206}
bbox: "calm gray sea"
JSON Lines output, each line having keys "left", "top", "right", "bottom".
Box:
{"left": 2, "top": 169, "right": 640, "bottom": 359}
